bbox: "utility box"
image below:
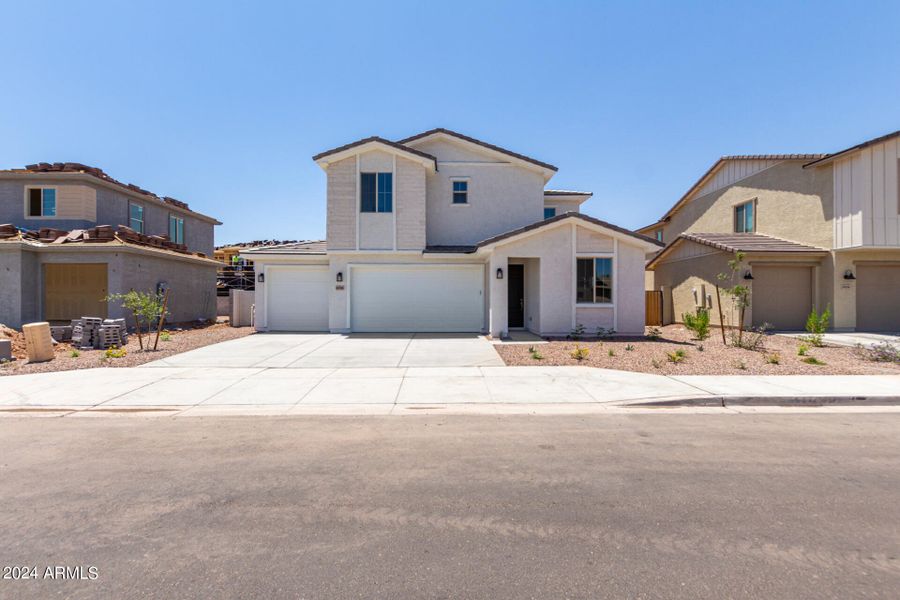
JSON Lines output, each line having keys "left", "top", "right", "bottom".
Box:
{"left": 23, "top": 322, "right": 55, "bottom": 363}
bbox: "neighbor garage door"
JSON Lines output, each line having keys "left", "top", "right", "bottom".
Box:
{"left": 350, "top": 265, "right": 484, "bottom": 332}
{"left": 751, "top": 265, "right": 813, "bottom": 330}
{"left": 43, "top": 263, "right": 108, "bottom": 321}
{"left": 266, "top": 265, "right": 330, "bottom": 331}
{"left": 856, "top": 264, "right": 900, "bottom": 331}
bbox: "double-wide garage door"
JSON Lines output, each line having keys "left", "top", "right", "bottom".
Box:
{"left": 351, "top": 265, "right": 484, "bottom": 332}
{"left": 856, "top": 265, "right": 900, "bottom": 331}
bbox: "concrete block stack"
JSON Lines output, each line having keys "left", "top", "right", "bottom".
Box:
{"left": 50, "top": 325, "right": 73, "bottom": 342}
{"left": 78, "top": 317, "right": 103, "bottom": 349}
{"left": 99, "top": 318, "right": 128, "bottom": 349}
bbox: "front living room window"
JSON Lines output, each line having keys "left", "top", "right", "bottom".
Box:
{"left": 576, "top": 257, "right": 613, "bottom": 304}
{"left": 361, "top": 172, "right": 393, "bottom": 213}
{"left": 27, "top": 187, "right": 56, "bottom": 217}
{"left": 734, "top": 199, "right": 755, "bottom": 233}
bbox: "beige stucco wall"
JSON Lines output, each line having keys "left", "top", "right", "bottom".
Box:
{"left": 325, "top": 156, "right": 356, "bottom": 250}
{"left": 831, "top": 248, "right": 900, "bottom": 330}
{"left": 659, "top": 160, "right": 834, "bottom": 249}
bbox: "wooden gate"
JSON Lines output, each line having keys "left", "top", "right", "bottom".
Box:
{"left": 645, "top": 290, "right": 663, "bottom": 326}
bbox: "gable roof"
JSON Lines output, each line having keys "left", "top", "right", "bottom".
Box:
{"left": 312, "top": 136, "right": 438, "bottom": 170}
{"left": 544, "top": 189, "right": 592, "bottom": 199}
{"left": 803, "top": 129, "right": 900, "bottom": 168}
{"left": 642, "top": 154, "right": 826, "bottom": 231}
{"left": 646, "top": 232, "right": 828, "bottom": 269}
{"left": 397, "top": 128, "right": 558, "bottom": 174}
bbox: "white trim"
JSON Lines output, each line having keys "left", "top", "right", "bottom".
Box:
{"left": 392, "top": 154, "right": 397, "bottom": 251}
{"left": 482, "top": 215, "right": 661, "bottom": 253}
{"left": 355, "top": 154, "right": 360, "bottom": 251}
{"left": 23, "top": 185, "right": 59, "bottom": 220}
{"left": 613, "top": 238, "right": 618, "bottom": 331}
{"left": 315, "top": 140, "right": 436, "bottom": 173}
{"left": 570, "top": 222, "right": 577, "bottom": 329}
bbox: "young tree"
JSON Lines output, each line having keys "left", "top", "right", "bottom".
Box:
{"left": 106, "top": 290, "right": 169, "bottom": 350}
{"left": 716, "top": 252, "right": 751, "bottom": 347}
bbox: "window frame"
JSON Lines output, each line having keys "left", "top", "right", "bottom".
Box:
{"left": 450, "top": 177, "right": 470, "bottom": 206}
{"left": 575, "top": 256, "right": 615, "bottom": 306}
{"left": 168, "top": 214, "right": 185, "bottom": 244}
{"left": 733, "top": 198, "right": 756, "bottom": 233}
{"left": 23, "top": 186, "right": 58, "bottom": 219}
{"left": 655, "top": 229, "right": 663, "bottom": 243}
{"left": 544, "top": 206, "right": 557, "bottom": 219}
{"left": 129, "top": 202, "right": 145, "bottom": 233}
{"left": 360, "top": 172, "right": 393, "bottom": 213}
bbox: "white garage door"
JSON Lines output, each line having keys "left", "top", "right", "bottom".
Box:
{"left": 351, "top": 265, "right": 484, "bottom": 332}
{"left": 266, "top": 266, "right": 330, "bottom": 331}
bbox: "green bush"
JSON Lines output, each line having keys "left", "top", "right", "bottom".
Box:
{"left": 804, "top": 305, "right": 831, "bottom": 347}
{"left": 802, "top": 356, "right": 826, "bottom": 366}
{"left": 797, "top": 343, "right": 809, "bottom": 356}
{"left": 570, "top": 345, "right": 589, "bottom": 361}
{"left": 682, "top": 308, "right": 711, "bottom": 341}
{"left": 666, "top": 349, "right": 687, "bottom": 364}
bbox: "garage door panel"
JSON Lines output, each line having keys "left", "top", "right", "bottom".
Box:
{"left": 266, "top": 266, "right": 330, "bottom": 331}
{"left": 856, "top": 265, "right": 900, "bottom": 331}
{"left": 43, "top": 263, "right": 108, "bottom": 321}
{"left": 752, "top": 266, "right": 812, "bottom": 330}
{"left": 351, "top": 265, "right": 483, "bottom": 332}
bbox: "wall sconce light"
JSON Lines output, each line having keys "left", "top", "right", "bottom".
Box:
{"left": 336, "top": 272, "right": 343, "bottom": 283}
{"left": 496, "top": 268, "right": 503, "bottom": 280}
{"left": 843, "top": 269, "right": 856, "bottom": 280}
{"left": 743, "top": 270, "right": 753, "bottom": 280}
{"left": 257, "top": 273, "right": 265, "bottom": 283}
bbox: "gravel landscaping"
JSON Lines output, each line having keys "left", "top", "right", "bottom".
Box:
{"left": 495, "top": 325, "right": 900, "bottom": 375}
{"left": 1, "top": 322, "right": 254, "bottom": 376}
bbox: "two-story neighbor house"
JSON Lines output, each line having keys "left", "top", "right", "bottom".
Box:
{"left": 0, "top": 163, "right": 221, "bottom": 328}
{"left": 642, "top": 129, "right": 900, "bottom": 332}
{"left": 244, "top": 129, "right": 661, "bottom": 337}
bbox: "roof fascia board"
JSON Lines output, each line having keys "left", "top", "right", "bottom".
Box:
{"left": 315, "top": 141, "right": 436, "bottom": 172}
{"left": 482, "top": 215, "right": 661, "bottom": 253}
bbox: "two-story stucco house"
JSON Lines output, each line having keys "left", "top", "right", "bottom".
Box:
{"left": 0, "top": 163, "right": 221, "bottom": 328}
{"left": 244, "top": 129, "right": 662, "bottom": 337}
{"left": 641, "top": 129, "right": 900, "bottom": 332}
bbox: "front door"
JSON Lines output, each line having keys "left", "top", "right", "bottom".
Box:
{"left": 507, "top": 264, "right": 524, "bottom": 328}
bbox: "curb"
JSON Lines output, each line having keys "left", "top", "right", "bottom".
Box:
{"left": 624, "top": 395, "right": 900, "bottom": 408}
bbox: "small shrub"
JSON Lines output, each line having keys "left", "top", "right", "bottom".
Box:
{"left": 764, "top": 353, "right": 781, "bottom": 365}
{"left": 569, "top": 323, "right": 586, "bottom": 341}
{"left": 651, "top": 359, "right": 662, "bottom": 369}
{"left": 104, "top": 346, "right": 127, "bottom": 359}
{"left": 528, "top": 345, "right": 544, "bottom": 360}
{"left": 70, "top": 349, "right": 80, "bottom": 358}
{"left": 159, "top": 331, "right": 172, "bottom": 342}
{"left": 730, "top": 323, "right": 771, "bottom": 351}
{"left": 735, "top": 360, "right": 747, "bottom": 370}
{"left": 854, "top": 342, "right": 900, "bottom": 363}
{"left": 608, "top": 349, "right": 616, "bottom": 357}
{"left": 646, "top": 326, "right": 662, "bottom": 341}
{"left": 797, "top": 343, "right": 809, "bottom": 356}
{"left": 624, "top": 344, "right": 635, "bottom": 352}
{"left": 570, "top": 345, "right": 589, "bottom": 361}
{"left": 596, "top": 327, "right": 616, "bottom": 339}
{"left": 682, "top": 308, "right": 711, "bottom": 341}
{"left": 802, "top": 356, "right": 826, "bottom": 366}
{"left": 803, "top": 305, "right": 831, "bottom": 347}
{"left": 666, "top": 349, "right": 687, "bottom": 364}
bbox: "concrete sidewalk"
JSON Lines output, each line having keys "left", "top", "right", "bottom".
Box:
{"left": 1, "top": 365, "right": 899, "bottom": 416}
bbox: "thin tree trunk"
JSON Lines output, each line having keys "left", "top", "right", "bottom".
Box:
{"left": 153, "top": 289, "right": 170, "bottom": 351}
{"left": 714, "top": 285, "right": 726, "bottom": 345}
{"left": 132, "top": 309, "right": 143, "bottom": 350}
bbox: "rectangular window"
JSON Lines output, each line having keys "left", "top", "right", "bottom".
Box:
{"left": 361, "top": 172, "right": 392, "bottom": 213}
{"left": 130, "top": 203, "right": 144, "bottom": 233}
{"left": 452, "top": 180, "right": 468, "bottom": 204}
{"left": 734, "top": 200, "right": 755, "bottom": 233}
{"left": 169, "top": 215, "right": 184, "bottom": 244}
{"left": 544, "top": 207, "right": 556, "bottom": 219}
{"left": 576, "top": 257, "right": 614, "bottom": 304}
{"left": 26, "top": 188, "right": 56, "bottom": 217}
{"left": 655, "top": 230, "right": 663, "bottom": 242}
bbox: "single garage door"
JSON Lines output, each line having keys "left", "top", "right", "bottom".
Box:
{"left": 351, "top": 265, "right": 484, "bottom": 332}
{"left": 266, "top": 266, "right": 330, "bottom": 331}
{"left": 856, "top": 264, "right": 900, "bottom": 331}
{"left": 43, "top": 263, "right": 108, "bottom": 321}
{"left": 752, "top": 265, "right": 813, "bottom": 330}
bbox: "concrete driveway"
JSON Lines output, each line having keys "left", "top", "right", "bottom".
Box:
{"left": 143, "top": 333, "right": 505, "bottom": 369}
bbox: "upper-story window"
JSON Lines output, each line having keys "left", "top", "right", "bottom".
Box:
{"left": 655, "top": 230, "right": 663, "bottom": 243}
{"left": 26, "top": 187, "right": 57, "bottom": 217}
{"left": 169, "top": 214, "right": 184, "bottom": 244}
{"left": 452, "top": 180, "right": 469, "bottom": 204}
{"left": 576, "top": 257, "right": 613, "bottom": 304}
{"left": 130, "top": 203, "right": 144, "bottom": 233}
{"left": 734, "top": 200, "right": 755, "bottom": 233}
{"left": 361, "top": 172, "right": 392, "bottom": 213}
{"left": 544, "top": 207, "right": 556, "bottom": 219}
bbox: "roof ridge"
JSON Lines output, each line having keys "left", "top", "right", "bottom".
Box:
{"left": 312, "top": 136, "right": 436, "bottom": 164}
{"left": 396, "top": 128, "right": 558, "bottom": 172}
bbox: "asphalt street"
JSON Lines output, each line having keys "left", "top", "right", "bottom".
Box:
{"left": 1, "top": 414, "right": 898, "bottom": 599}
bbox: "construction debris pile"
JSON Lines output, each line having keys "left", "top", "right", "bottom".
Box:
{"left": 0, "top": 223, "right": 193, "bottom": 254}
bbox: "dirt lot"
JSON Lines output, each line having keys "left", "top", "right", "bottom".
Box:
{"left": 0, "top": 322, "right": 254, "bottom": 376}
{"left": 495, "top": 325, "right": 900, "bottom": 375}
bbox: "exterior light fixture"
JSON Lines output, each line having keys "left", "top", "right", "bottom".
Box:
{"left": 496, "top": 268, "right": 503, "bottom": 280}
{"left": 257, "top": 272, "right": 265, "bottom": 283}
{"left": 336, "top": 272, "right": 343, "bottom": 282}
{"left": 743, "top": 270, "right": 753, "bottom": 280}
{"left": 843, "top": 269, "right": 856, "bottom": 280}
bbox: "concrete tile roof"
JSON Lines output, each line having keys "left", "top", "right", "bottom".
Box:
{"left": 647, "top": 232, "right": 829, "bottom": 269}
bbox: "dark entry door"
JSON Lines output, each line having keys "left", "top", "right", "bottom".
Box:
{"left": 507, "top": 264, "right": 524, "bottom": 328}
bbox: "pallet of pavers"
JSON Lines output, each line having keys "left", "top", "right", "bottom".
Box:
{"left": 79, "top": 317, "right": 103, "bottom": 349}
{"left": 103, "top": 318, "right": 128, "bottom": 345}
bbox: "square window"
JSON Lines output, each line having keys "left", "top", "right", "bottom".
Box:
{"left": 544, "top": 207, "right": 556, "bottom": 219}
{"left": 452, "top": 180, "right": 468, "bottom": 204}
{"left": 361, "top": 172, "right": 392, "bottom": 213}
{"left": 576, "top": 257, "right": 614, "bottom": 303}
{"left": 27, "top": 188, "right": 56, "bottom": 217}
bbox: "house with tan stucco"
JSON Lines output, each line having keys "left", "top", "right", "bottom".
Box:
{"left": 641, "top": 129, "right": 900, "bottom": 332}
{"left": 242, "top": 128, "right": 662, "bottom": 337}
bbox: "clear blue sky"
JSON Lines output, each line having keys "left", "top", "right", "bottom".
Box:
{"left": 2, "top": 1, "right": 899, "bottom": 244}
